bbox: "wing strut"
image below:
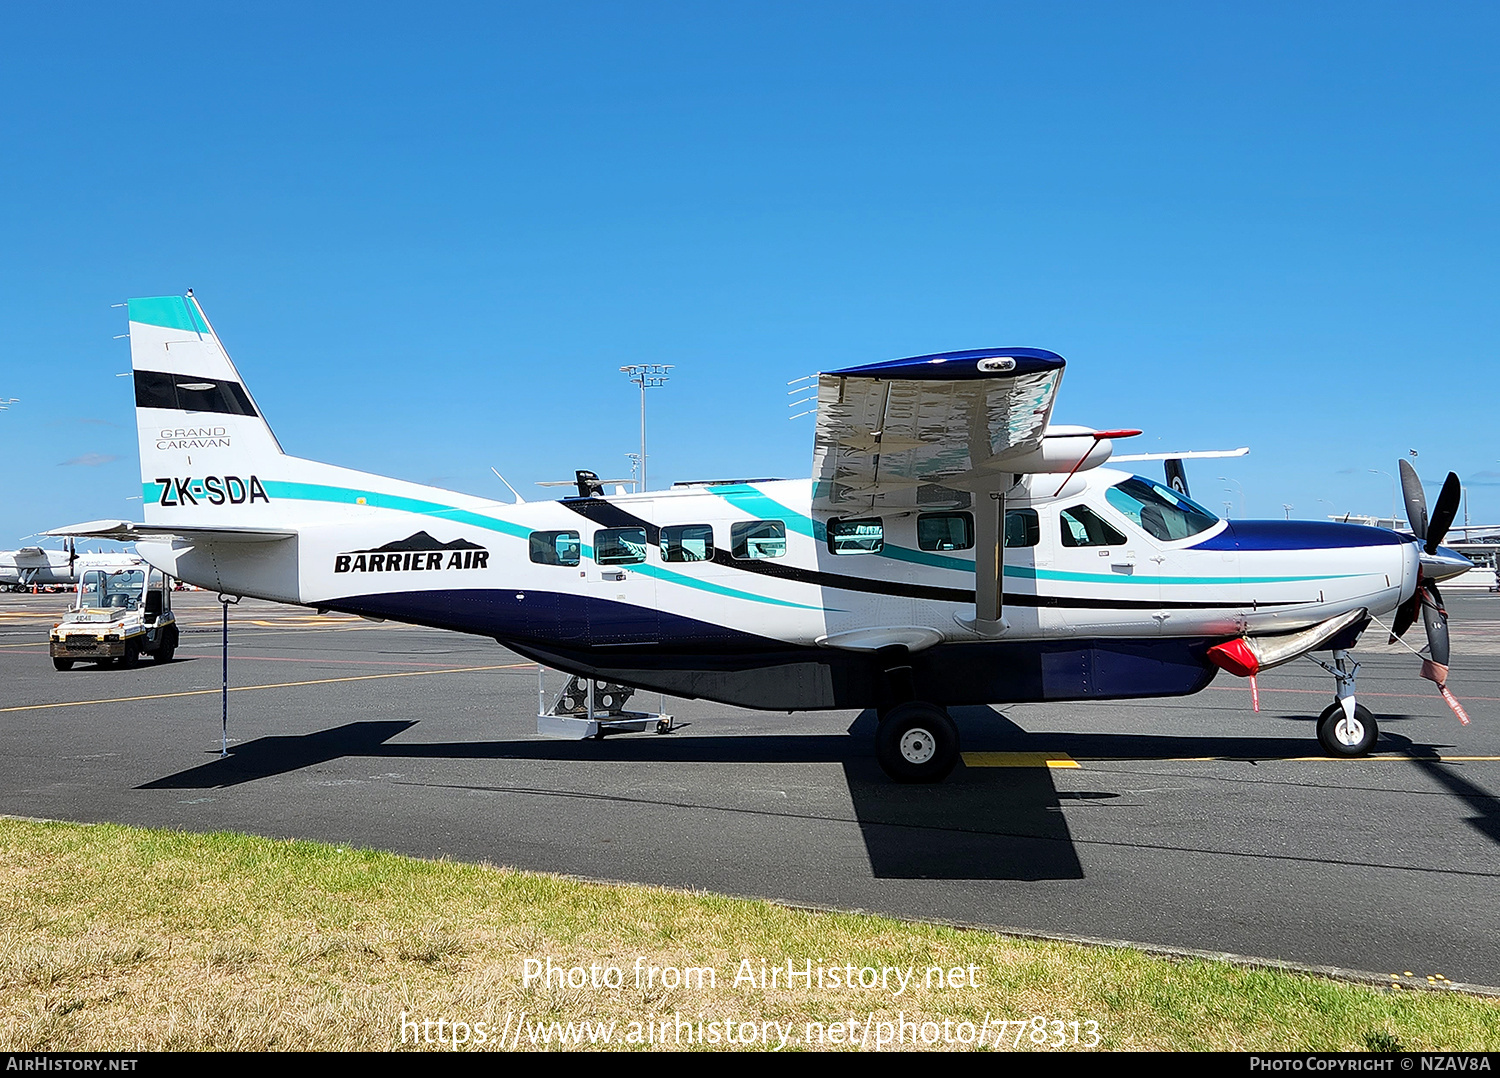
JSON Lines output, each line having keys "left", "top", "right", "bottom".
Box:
{"left": 958, "top": 488, "right": 1009, "bottom": 637}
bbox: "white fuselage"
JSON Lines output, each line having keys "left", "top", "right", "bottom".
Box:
{"left": 135, "top": 464, "right": 1417, "bottom": 710}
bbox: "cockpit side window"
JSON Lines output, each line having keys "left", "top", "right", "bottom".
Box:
{"left": 1105, "top": 476, "right": 1219, "bottom": 541}
{"left": 1004, "top": 508, "right": 1039, "bottom": 548}
{"left": 1060, "top": 505, "right": 1127, "bottom": 548}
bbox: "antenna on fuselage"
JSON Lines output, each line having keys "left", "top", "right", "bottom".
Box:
{"left": 490, "top": 467, "right": 526, "bottom": 504}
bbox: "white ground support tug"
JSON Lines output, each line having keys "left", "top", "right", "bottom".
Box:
{"left": 48, "top": 558, "right": 179, "bottom": 670}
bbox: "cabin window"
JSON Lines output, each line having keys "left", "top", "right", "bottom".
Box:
{"left": 1005, "top": 508, "right": 1040, "bottom": 548}
{"left": 595, "top": 527, "right": 648, "bottom": 565}
{"left": 662, "top": 524, "right": 714, "bottom": 562}
{"left": 529, "top": 530, "right": 581, "bottom": 566}
{"left": 1059, "top": 505, "right": 1127, "bottom": 548}
{"left": 918, "top": 512, "right": 972, "bottom": 551}
{"left": 1105, "top": 476, "right": 1219, "bottom": 541}
{"left": 828, "top": 518, "right": 884, "bottom": 555}
{"left": 731, "top": 519, "right": 787, "bottom": 560}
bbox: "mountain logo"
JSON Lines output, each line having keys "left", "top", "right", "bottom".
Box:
{"left": 334, "top": 532, "right": 490, "bottom": 574}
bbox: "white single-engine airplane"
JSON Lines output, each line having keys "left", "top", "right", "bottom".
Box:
{"left": 54, "top": 294, "right": 1476, "bottom": 781}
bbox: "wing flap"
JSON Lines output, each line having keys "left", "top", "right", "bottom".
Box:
{"left": 47, "top": 520, "right": 296, "bottom": 544}
{"left": 811, "top": 349, "right": 1066, "bottom": 510}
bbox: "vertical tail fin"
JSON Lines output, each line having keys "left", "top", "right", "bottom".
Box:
{"left": 130, "top": 293, "right": 285, "bottom": 524}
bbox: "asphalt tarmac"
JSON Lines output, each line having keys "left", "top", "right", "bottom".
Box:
{"left": 3, "top": 588, "right": 1498, "bottom": 988}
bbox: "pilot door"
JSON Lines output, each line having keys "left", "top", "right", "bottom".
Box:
{"left": 1047, "top": 499, "right": 1163, "bottom": 635}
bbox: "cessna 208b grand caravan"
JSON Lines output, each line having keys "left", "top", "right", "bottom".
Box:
{"left": 54, "top": 294, "right": 1476, "bottom": 782}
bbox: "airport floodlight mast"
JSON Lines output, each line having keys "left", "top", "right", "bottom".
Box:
{"left": 619, "top": 364, "right": 672, "bottom": 492}
{"left": 1370, "top": 469, "right": 1398, "bottom": 526}
{"left": 1218, "top": 476, "right": 1245, "bottom": 517}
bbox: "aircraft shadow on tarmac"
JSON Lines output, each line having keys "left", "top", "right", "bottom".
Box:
{"left": 1383, "top": 732, "right": 1500, "bottom": 846}
{"left": 135, "top": 707, "right": 1500, "bottom": 882}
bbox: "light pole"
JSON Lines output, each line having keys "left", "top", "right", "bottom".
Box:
{"left": 619, "top": 364, "right": 672, "bottom": 492}
{"left": 1282, "top": 504, "right": 1294, "bottom": 520}
{"left": 1369, "top": 469, "right": 1397, "bottom": 526}
{"left": 1218, "top": 476, "right": 1245, "bottom": 518}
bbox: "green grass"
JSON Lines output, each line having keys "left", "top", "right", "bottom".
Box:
{"left": 0, "top": 817, "right": 1496, "bottom": 1051}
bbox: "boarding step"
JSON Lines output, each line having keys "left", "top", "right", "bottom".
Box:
{"left": 535, "top": 670, "right": 673, "bottom": 739}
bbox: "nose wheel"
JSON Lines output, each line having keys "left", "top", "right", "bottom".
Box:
{"left": 1316, "top": 701, "right": 1378, "bottom": 757}
{"left": 874, "top": 701, "right": 960, "bottom": 783}
{"left": 1307, "top": 647, "right": 1378, "bottom": 757}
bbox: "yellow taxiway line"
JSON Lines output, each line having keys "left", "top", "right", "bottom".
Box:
{"left": 962, "top": 752, "right": 1080, "bottom": 768}
{"left": 962, "top": 752, "right": 1500, "bottom": 768}
{"left": 0, "top": 663, "right": 536, "bottom": 715}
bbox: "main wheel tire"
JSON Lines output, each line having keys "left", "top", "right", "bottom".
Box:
{"left": 52, "top": 658, "right": 73, "bottom": 671}
{"left": 152, "top": 626, "right": 178, "bottom": 663}
{"left": 875, "top": 702, "right": 960, "bottom": 783}
{"left": 1317, "top": 701, "right": 1378, "bottom": 757}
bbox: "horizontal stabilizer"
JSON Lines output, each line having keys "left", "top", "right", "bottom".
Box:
{"left": 46, "top": 520, "right": 296, "bottom": 544}
{"left": 1207, "top": 608, "right": 1369, "bottom": 678}
{"left": 1111, "top": 448, "right": 1250, "bottom": 462}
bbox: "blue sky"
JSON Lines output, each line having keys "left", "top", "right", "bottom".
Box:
{"left": 2, "top": 2, "right": 1497, "bottom": 546}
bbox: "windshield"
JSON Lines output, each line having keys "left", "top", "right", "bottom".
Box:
{"left": 79, "top": 569, "right": 145, "bottom": 610}
{"left": 1105, "top": 476, "right": 1219, "bottom": 541}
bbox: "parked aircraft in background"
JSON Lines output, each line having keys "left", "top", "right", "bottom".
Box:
{"left": 0, "top": 540, "right": 138, "bottom": 591}
{"left": 53, "top": 294, "right": 1476, "bottom": 781}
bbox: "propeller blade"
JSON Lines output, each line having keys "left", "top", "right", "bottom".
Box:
{"left": 1421, "top": 582, "right": 1450, "bottom": 669}
{"left": 1426, "top": 472, "right": 1462, "bottom": 554}
{"left": 1399, "top": 458, "right": 1428, "bottom": 541}
{"left": 1390, "top": 590, "right": 1420, "bottom": 643}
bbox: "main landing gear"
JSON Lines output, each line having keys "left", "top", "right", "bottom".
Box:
{"left": 1308, "top": 648, "right": 1379, "bottom": 757}
{"left": 874, "top": 701, "right": 960, "bottom": 783}
{"left": 870, "top": 646, "right": 961, "bottom": 783}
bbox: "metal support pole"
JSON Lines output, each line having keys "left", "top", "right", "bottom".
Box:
{"left": 218, "top": 594, "right": 239, "bottom": 757}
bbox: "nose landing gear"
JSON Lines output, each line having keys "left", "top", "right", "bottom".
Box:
{"left": 1308, "top": 648, "right": 1379, "bottom": 757}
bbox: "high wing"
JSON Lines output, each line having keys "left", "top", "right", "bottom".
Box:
{"left": 811, "top": 349, "right": 1065, "bottom": 510}
{"left": 46, "top": 520, "right": 296, "bottom": 544}
{"left": 811, "top": 348, "right": 1137, "bottom": 512}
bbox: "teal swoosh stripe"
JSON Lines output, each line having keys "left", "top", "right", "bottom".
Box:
{"left": 153, "top": 480, "right": 822, "bottom": 613}
{"left": 710, "top": 486, "right": 1364, "bottom": 587}
{"left": 711, "top": 485, "right": 823, "bottom": 540}
{"left": 713, "top": 485, "right": 975, "bottom": 571}
{"left": 1006, "top": 564, "right": 1365, "bottom": 586}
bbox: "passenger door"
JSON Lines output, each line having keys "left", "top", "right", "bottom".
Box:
{"left": 586, "top": 524, "right": 659, "bottom": 645}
